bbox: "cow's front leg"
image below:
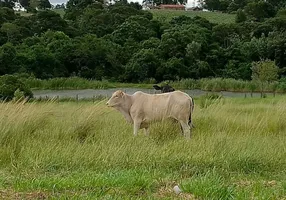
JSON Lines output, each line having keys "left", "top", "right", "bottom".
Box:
{"left": 133, "top": 120, "right": 142, "bottom": 136}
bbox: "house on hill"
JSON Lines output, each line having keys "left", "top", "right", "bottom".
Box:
{"left": 13, "top": 0, "right": 26, "bottom": 12}
{"left": 159, "top": 4, "right": 185, "bottom": 10}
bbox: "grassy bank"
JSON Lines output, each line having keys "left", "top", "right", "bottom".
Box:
{"left": 151, "top": 10, "right": 235, "bottom": 24}
{"left": 0, "top": 97, "right": 286, "bottom": 198}
{"left": 22, "top": 77, "right": 286, "bottom": 93}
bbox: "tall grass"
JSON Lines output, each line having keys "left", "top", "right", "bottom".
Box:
{"left": 22, "top": 77, "right": 286, "bottom": 93}
{"left": 171, "top": 78, "right": 286, "bottom": 93}
{"left": 0, "top": 97, "right": 286, "bottom": 198}
{"left": 22, "top": 77, "right": 152, "bottom": 90}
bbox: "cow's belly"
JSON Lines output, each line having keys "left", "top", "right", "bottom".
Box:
{"left": 141, "top": 109, "right": 172, "bottom": 123}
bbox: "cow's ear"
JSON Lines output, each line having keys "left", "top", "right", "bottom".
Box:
{"left": 153, "top": 85, "right": 162, "bottom": 90}
{"left": 118, "top": 90, "right": 124, "bottom": 97}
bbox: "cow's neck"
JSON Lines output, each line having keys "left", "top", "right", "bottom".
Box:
{"left": 115, "top": 94, "right": 133, "bottom": 124}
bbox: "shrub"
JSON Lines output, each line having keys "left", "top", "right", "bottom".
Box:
{"left": 0, "top": 75, "right": 33, "bottom": 101}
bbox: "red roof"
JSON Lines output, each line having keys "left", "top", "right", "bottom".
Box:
{"left": 159, "top": 4, "right": 185, "bottom": 8}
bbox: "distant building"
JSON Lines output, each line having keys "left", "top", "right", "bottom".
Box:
{"left": 159, "top": 4, "right": 185, "bottom": 10}
{"left": 13, "top": 1, "right": 26, "bottom": 12}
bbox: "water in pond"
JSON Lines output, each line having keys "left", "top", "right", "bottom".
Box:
{"left": 32, "top": 88, "right": 280, "bottom": 99}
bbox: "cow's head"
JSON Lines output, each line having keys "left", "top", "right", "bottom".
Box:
{"left": 153, "top": 84, "right": 175, "bottom": 93}
{"left": 162, "top": 85, "right": 175, "bottom": 93}
{"left": 106, "top": 90, "right": 125, "bottom": 107}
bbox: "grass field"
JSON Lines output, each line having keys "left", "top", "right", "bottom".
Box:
{"left": 0, "top": 97, "right": 286, "bottom": 199}
{"left": 151, "top": 10, "right": 235, "bottom": 24}
{"left": 16, "top": 8, "right": 235, "bottom": 24}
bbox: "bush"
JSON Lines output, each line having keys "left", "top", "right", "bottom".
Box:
{"left": 0, "top": 75, "right": 33, "bottom": 101}
{"left": 236, "top": 9, "right": 247, "bottom": 23}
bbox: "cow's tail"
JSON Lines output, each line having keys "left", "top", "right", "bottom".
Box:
{"left": 189, "top": 97, "right": 195, "bottom": 128}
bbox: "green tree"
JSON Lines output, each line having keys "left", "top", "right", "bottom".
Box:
{"left": 202, "top": 0, "right": 231, "bottom": 12}
{"left": 66, "top": 34, "right": 123, "bottom": 80}
{"left": 157, "top": 57, "right": 189, "bottom": 81}
{"left": 251, "top": 60, "right": 279, "bottom": 97}
{"left": 19, "top": 0, "right": 28, "bottom": 8}
{"left": 0, "top": 0, "right": 15, "bottom": 8}
{"left": 125, "top": 48, "right": 160, "bottom": 82}
{"left": 0, "top": 43, "right": 17, "bottom": 75}
{"left": 65, "top": 0, "right": 103, "bottom": 20}
{"left": 0, "top": 22, "right": 21, "bottom": 43}
{"left": 29, "top": 0, "right": 40, "bottom": 9}
{"left": 244, "top": 1, "right": 276, "bottom": 22}
{"left": 160, "top": 24, "right": 210, "bottom": 59}
{"left": 235, "top": 9, "right": 247, "bottom": 23}
{"left": 38, "top": 0, "right": 51, "bottom": 9}
{"left": 0, "top": 7, "right": 16, "bottom": 26}
{"left": 266, "top": 32, "right": 286, "bottom": 76}
{"left": 33, "top": 10, "right": 69, "bottom": 34}
{"left": 112, "top": 16, "right": 157, "bottom": 45}
{"left": 276, "top": 8, "right": 286, "bottom": 18}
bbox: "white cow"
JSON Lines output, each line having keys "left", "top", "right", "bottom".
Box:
{"left": 106, "top": 90, "right": 194, "bottom": 139}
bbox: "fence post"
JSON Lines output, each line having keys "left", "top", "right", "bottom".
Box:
{"left": 76, "top": 94, "right": 79, "bottom": 102}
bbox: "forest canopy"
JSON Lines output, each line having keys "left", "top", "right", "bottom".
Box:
{"left": 0, "top": 0, "right": 286, "bottom": 83}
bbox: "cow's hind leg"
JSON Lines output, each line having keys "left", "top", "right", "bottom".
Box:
{"left": 179, "top": 123, "right": 184, "bottom": 136}
{"left": 179, "top": 120, "right": 191, "bottom": 139}
{"left": 188, "top": 119, "right": 195, "bottom": 128}
{"left": 140, "top": 122, "right": 149, "bottom": 136}
{"left": 144, "top": 127, "right": 150, "bottom": 136}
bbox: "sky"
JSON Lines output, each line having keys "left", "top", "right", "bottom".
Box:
{"left": 50, "top": 0, "right": 198, "bottom": 8}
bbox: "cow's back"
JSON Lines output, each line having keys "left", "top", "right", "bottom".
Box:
{"left": 130, "top": 91, "right": 191, "bottom": 122}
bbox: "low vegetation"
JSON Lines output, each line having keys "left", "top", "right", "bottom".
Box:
{"left": 20, "top": 76, "right": 286, "bottom": 93}
{"left": 0, "top": 98, "right": 285, "bottom": 198}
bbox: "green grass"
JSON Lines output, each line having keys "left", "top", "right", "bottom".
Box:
{"left": 52, "top": 8, "right": 65, "bottom": 17}
{"left": 15, "top": 11, "right": 33, "bottom": 17}
{"left": 151, "top": 10, "right": 236, "bottom": 24}
{"left": 15, "top": 9, "right": 65, "bottom": 17}
{"left": 16, "top": 8, "right": 235, "bottom": 24}
{"left": 0, "top": 97, "right": 286, "bottom": 198}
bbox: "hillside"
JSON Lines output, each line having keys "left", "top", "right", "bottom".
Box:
{"left": 151, "top": 10, "right": 236, "bottom": 24}
{"left": 46, "top": 8, "right": 236, "bottom": 24}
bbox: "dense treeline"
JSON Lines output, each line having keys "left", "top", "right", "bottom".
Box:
{"left": 0, "top": 0, "right": 286, "bottom": 83}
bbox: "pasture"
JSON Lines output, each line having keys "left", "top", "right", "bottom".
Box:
{"left": 0, "top": 97, "right": 286, "bottom": 199}
{"left": 151, "top": 10, "right": 235, "bottom": 24}
{"left": 17, "top": 9, "right": 235, "bottom": 24}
